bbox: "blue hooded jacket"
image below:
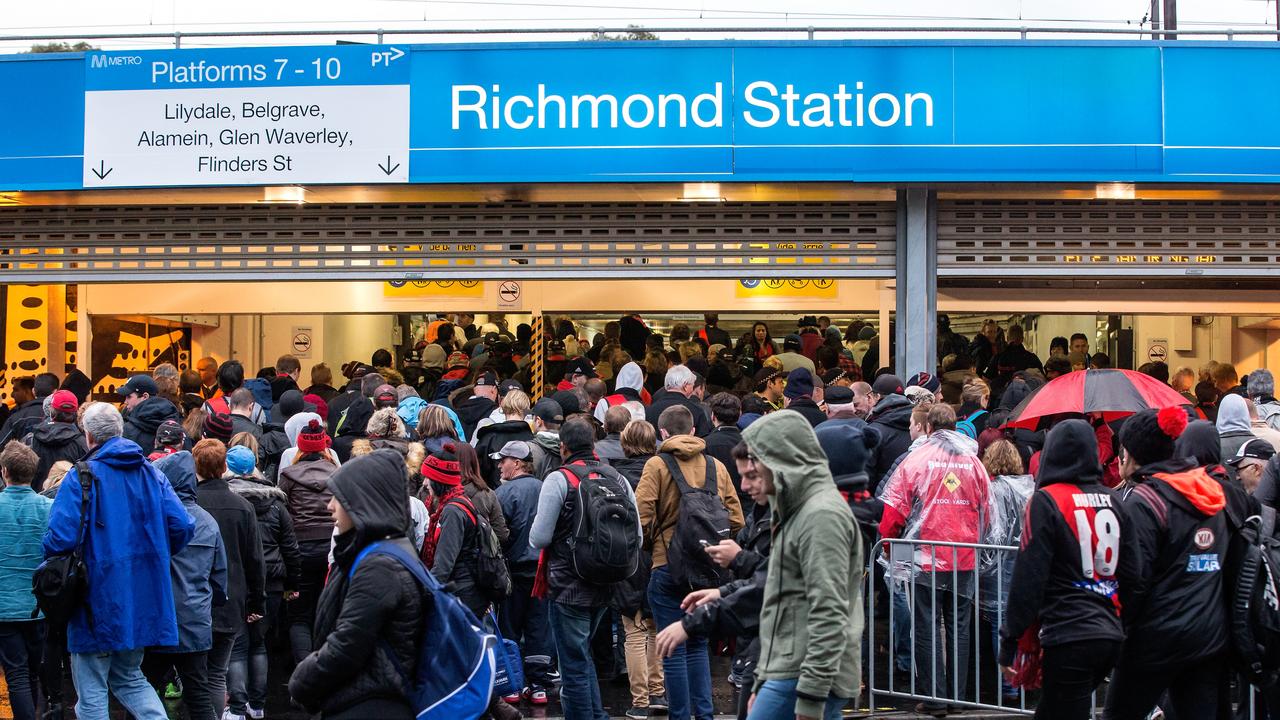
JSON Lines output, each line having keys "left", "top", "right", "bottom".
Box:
{"left": 43, "top": 436, "right": 194, "bottom": 653}
{"left": 154, "top": 452, "right": 228, "bottom": 653}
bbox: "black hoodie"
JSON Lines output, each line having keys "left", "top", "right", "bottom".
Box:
{"left": 866, "top": 393, "right": 913, "bottom": 489}
{"left": 1000, "top": 420, "right": 1126, "bottom": 665}
{"left": 473, "top": 419, "right": 534, "bottom": 487}
{"left": 27, "top": 421, "right": 88, "bottom": 492}
{"left": 123, "top": 397, "right": 181, "bottom": 456}
{"left": 289, "top": 450, "right": 423, "bottom": 716}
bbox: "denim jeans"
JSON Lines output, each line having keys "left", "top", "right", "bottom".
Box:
{"left": 70, "top": 649, "right": 168, "bottom": 720}
{"left": 0, "top": 621, "right": 46, "bottom": 720}
{"left": 649, "top": 565, "right": 714, "bottom": 720}
{"left": 745, "top": 678, "right": 847, "bottom": 720}
{"left": 227, "top": 621, "right": 268, "bottom": 714}
{"left": 549, "top": 601, "right": 609, "bottom": 720}
{"left": 207, "top": 631, "right": 237, "bottom": 716}
{"left": 889, "top": 581, "right": 912, "bottom": 673}
{"left": 500, "top": 573, "right": 556, "bottom": 690}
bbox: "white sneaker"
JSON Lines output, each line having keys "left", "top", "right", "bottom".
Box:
{"left": 247, "top": 708, "right": 265, "bottom": 720}
{"left": 222, "top": 710, "right": 246, "bottom": 720}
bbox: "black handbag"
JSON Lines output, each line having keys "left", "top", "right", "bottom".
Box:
{"left": 31, "top": 461, "right": 93, "bottom": 624}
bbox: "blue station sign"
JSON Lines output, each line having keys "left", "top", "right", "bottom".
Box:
{"left": 0, "top": 40, "right": 1278, "bottom": 189}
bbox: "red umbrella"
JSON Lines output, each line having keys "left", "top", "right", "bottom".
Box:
{"left": 1005, "top": 369, "right": 1191, "bottom": 430}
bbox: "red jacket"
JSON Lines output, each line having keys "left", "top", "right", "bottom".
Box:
{"left": 879, "top": 430, "right": 992, "bottom": 573}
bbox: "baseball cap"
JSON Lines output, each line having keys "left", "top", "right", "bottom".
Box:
{"left": 531, "top": 399, "right": 564, "bottom": 426}
{"left": 753, "top": 368, "right": 783, "bottom": 389}
{"left": 489, "top": 440, "right": 533, "bottom": 461}
{"left": 474, "top": 371, "right": 498, "bottom": 387}
{"left": 154, "top": 419, "right": 184, "bottom": 448}
{"left": 546, "top": 339, "right": 566, "bottom": 356}
{"left": 783, "top": 333, "right": 803, "bottom": 350}
{"left": 498, "top": 379, "right": 523, "bottom": 396}
{"left": 118, "top": 375, "right": 159, "bottom": 398}
{"left": 871, "top": 374, "right": 905, "bottom": 396}
{"left": 50, "top": 389, "right": 79, "bottom": 413}
{"left": 1227, "top": 438, "right": 1277, "bottom": 467}
{"left": 374, "top": 384, "right": 397, "bottom": 406}
{"left": 566, "top": 358, "right": 598, "bottom": 379}
{"left": 446, "top": 352, "right": 470, "bottom": 370}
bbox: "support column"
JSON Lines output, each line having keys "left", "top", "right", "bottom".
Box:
{"left": 895, "top": 187, "right": 937, "bottom": 378}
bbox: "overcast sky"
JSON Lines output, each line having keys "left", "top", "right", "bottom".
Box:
{"left": 3, "top": 0, "right": 1277, "bottom": 51}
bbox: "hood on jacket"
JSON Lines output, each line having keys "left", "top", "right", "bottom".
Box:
{"left": 615, "top": 362, "right": 644, "bottom": 393}
{"left": 1217, "top": 393, "right": 1252, "bottom": 435}
{"left": 1037, "top": 419, "right": 1102, "bottom": 487}
{"left": 1175, "top": 420, "right": 1222, "bottom": 467}
{"left": 126, "top": 397, "right": 180, "bottom": 434}
{"left": 534, "top": 431, "right": 561, "bottom": 453}
{"left": 924, "top": 428, "right": 980, "bottom": 457}
{"left": 92, "top": 435, "right": 150, "bottom": 472}
{"left": 1151, "top": 463, "right": 1228, "bottom": 516}
{"left": 154, "top": 450, "right": 198, "bottom": 504}
{"left": 336, "top": 396, "right": 374, "bottom": 438}
{"left": 227, "top": 472, "right": 288, "bottom": 511}
{"left": 658, "top": 434, "right": 708, "bottom": 461}
{"left": 741, "top": 409, "right": 835, "bottom": 520}
{"left": 869, "top": 393, "right": 913, "bottom": 429}
{"left": 285, "top": 412, "right": 324, "bottom": 447}
{"left": 33, "top": 421, "right": 84, "bottom": 446}
{"left": 397, "top": 396, "right": 430, "bottom": 430}
{"left": 327, "top": 449, "right": 411, "bottom": 545}
{"left": 243, "top": 378, "right": 274, "bottom": 413}
{"left": 998, "top": 381, "right": 1033, "bottom": 413}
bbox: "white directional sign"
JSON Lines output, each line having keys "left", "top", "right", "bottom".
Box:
{"left": 83, "top": 45, "right": 410, "bottom": 187}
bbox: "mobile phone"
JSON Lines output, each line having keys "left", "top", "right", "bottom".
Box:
{"left": 698, "top": 539, "right": 711, "bottom": 547}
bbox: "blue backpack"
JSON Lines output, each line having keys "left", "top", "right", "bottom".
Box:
{"left": 350, "top": 540, "right": 496, "bottom": 720}
{"left": 957, "top": 410, "right": 988, "bottom": 440}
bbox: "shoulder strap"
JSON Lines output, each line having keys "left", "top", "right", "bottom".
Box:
{"left": 1263, "top": 505, "right": 1277, "bottom": 539}
{"left": 702, "top": 455, "right": 719, "bottom": 494}
{"left": 444, "top": 496, "right": 479, "bottom": 525}
{"left": 659, "top": 452, "right": 694, "bottom": 494}
{"left": 559, "top": 462, "right": 586, "bottom": 489}
{"left": 73, "top": 461, "right": 94, "bottom": 551}
{"left": 352, "top": 540, "right": 433, "bottom": 587}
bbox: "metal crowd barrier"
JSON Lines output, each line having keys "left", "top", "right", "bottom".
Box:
{"left": 864, "top": 537, "right": 1263, "bottom": 718}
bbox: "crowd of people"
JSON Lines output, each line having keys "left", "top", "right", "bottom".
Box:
{"left": 0, "top": 311, "right": 1277, "bottom": 720}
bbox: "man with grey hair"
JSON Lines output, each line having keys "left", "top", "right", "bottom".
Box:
{"left": 1248, "top": 368, "right": 1280, "bottom": 432}
{"left": 645, "top": 365, "right": 711, "bottom": 437}
{"left": 44, "top": 402, "right": 193, "bottom": 720}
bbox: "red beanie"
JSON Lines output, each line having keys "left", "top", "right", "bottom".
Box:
{"left": 297, "top": 419, "right": 331, "bottom": 453}
{"left": 422, "top": 444, "right": 462, "bottom": 486}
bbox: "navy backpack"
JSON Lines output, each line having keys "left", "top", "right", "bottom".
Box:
{"left": 349, "top": 540, "right": 496, "bottom": 720}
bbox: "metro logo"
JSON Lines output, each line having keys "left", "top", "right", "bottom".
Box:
{"left": 89, "top": 54, "right": 142, "bottom": 68}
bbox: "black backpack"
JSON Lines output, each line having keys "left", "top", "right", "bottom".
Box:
{"left": 32, "top": 461, "right": 94, "bottom": 625}
{"left": 561, "top": 462, "right": 640, "bottom": 584}
{"left": 660, "top": 452, "right": 732, "bottom": 590}
{"left": 1230, "top": 505, "right": 1280, "bottom": 686}
{"left": 445, "top": 496, "right": 512, "bottom": 604}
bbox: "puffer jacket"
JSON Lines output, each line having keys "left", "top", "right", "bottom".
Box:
{"left": 228, "top": 471, "right": 303, "bottom": 593}
{"left": 289, "top": 450, "right": 424, "bottom": 717}
{"left": 278, "top": 457, "right": 338, "bottom": 542}
{"left": 123, "top": 397, "right": 181, "bottom": 456}
{"left": 879, "top": 429, "right": 993, "bottom": 576}
{"left": 636, "top": 434, "right": 745, "bottom": 569}
{"left": 742, "top": 410, "right": 862, "bottom": 718}
{"left": 26, "top": 421, "right": 88, "bottom": 492}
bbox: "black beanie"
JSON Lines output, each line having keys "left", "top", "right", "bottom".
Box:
{"left": 815, "top": 419, "right": 881, "bottom": 478}
{"left": 1119, "top": 407, "right": 1188, "bottom": 467}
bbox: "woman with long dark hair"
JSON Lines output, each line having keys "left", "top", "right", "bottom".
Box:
{"left": 736, "top": 322, "right": 778, "bottom": 373}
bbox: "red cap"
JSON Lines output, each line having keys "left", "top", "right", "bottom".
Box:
{"left": 50, "top": 390, "right": 79, "bottom": 413}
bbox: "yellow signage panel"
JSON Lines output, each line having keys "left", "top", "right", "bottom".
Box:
{"left": 735, "top": 279, "right": 836, "bottom": 299}
{"left": 383, "top": 280, "right": 484, "bottom": 298}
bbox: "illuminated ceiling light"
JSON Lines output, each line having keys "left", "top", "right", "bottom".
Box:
{"left": 1095, "top": 182, "right": 1135, "bottom": 200}
{"left": 680, "top": 182, "right": 724, "bottom": 202}
{"left": 261, "top": 186, "right": 306, "bottom": 204}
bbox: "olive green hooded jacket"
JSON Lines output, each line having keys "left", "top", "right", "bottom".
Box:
{"left": 742, "top": 410, "right": 863, "bottom": 717}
